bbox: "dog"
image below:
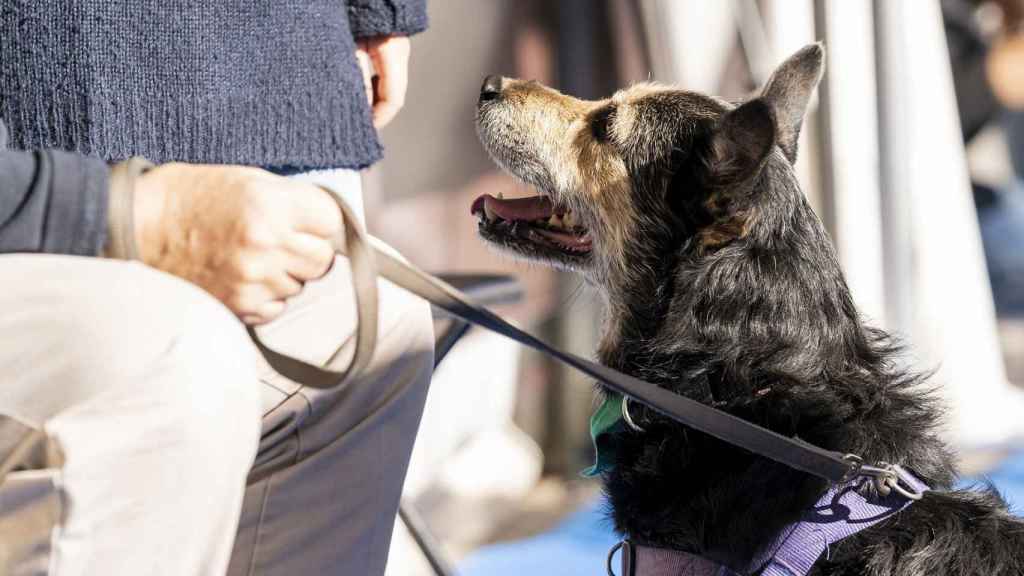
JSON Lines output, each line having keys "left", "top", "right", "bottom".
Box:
{"left": 471, "top": 44, "right": 1024, "bottom": 575}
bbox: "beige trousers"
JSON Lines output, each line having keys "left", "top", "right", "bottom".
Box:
{"left": 0, "top": 171, "right": 434, "bottom": 575}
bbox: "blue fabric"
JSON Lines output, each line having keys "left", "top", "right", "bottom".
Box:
{"left": 958, "top": 449, "right": 1024, "bottom": 513}
{"left": 977, "top": 178, "right": 1024, "bottom": 316}
{"left": 459, "top": 499, "right": 619, "bottom": 576}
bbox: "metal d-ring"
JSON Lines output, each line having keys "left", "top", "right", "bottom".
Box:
{"left": 607, "top": 541, "right": 624, "bottom": 576}
{"left": 854, "top": 461, "right": 926, "bottom": 501}
{"left": 621, "top": 396, "right": 645, "bottom": 433}
{"left": 887, "top": 464, "right": 926, "bottom": 501}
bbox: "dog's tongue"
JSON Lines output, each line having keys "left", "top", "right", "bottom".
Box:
{"left": 471, "top": 194, "right": 555, "bottom": 221}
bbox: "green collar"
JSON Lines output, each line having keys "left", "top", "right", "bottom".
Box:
{"left": 581, "top": 393, "right": 625, "bottom": 477}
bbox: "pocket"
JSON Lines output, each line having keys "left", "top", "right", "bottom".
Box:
{"left": 0, "top": 468, "right": 62, "bottom": 576}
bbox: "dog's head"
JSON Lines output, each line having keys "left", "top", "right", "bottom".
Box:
{"left": 473, "top": 44, "right": 824, "bottom": 291}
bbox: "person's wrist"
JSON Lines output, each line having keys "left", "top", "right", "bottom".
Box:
{"left": 103, "top": 157, "right": 154, "bottom": 260}
{"left": 132, "top": 163, "right": 175, "bottom": 266}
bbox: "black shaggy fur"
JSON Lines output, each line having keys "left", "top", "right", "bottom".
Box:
{"left": 475, "top": 44, "right": 1024, "bottom": 575}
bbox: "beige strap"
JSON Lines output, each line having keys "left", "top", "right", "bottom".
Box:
{"left": 246, "top": 186, "right": 379, "bottom": 389}
{"left": 0, "top": 430, "right": 47, "bottom": 485}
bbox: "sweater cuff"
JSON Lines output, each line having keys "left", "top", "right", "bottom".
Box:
{"left": 347, "top": 0, "right": 429, "bottom": 38}
{"left": 103, "top": 157, "right": 154, "bottom": 260}
{"left": 41, "top": 151, "right": 111, "bottom": 256}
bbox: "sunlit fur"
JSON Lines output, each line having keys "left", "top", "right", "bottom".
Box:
{"left": 475, "top": 44, "right": 1024, "bottom": 575}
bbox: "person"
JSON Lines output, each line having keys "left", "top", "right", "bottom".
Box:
{"left": 945, "top": 0, "right": 1024, "bottom": 315}
{"left": 0, "top": 1, "right": 433, "bottom": 574}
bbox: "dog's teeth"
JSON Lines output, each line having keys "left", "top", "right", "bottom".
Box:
{"left": 563, "top": 212, "right": 577, "bottom": 227}
{"left": 497, "top": 192, "right": 505, "bottom": 200}
{"left": 484, "top": 203, "right": 498, "bottom": 221}
{"left": 548, "top": 214, "right": 563, "bottom": 227}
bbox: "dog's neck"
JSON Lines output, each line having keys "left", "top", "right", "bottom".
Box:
{"left": 597, "top": 162, "right": 851, "bottom": 376}
{"left": 594, "top": 163, "right": 953, "bottom": 565}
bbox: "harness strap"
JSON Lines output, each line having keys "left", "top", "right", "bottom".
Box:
{"left": 610, "top": 467, "right": 929, "bottom": 576}
{"left": 252, "top": 185, "right": 856, "bottom": 483}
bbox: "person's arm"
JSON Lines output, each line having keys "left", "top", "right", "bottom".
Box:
{"left": 346, "top": 0, "right": 428, "bottom": 39}
{"left": 0, "top": 121, "right": 110, "bottom": 255}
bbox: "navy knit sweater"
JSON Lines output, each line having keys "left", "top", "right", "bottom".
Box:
{"left": 0, "top": 0, "right": 427, "bottom": 169}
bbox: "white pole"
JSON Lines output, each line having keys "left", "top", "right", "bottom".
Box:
{"left": 875, "top": 0, "right": 1019, "bottom": 447}
{"left": 639, "top": 0, "right": 736, "bottom": 92}
{"left": 816, "top": 0, "right": 888, "bottom": 326}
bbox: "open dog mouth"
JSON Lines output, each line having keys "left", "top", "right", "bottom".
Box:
{"left": 471, "top": 193, "right": 593, "bottom": 259}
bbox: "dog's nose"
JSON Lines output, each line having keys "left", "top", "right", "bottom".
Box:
{"left": 480, "top": 75, "right": 503, "bottom": 102}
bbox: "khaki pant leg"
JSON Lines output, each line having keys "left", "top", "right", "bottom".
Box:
{"left": 228, "top": 240, "right": 434, "bottom": 575}
{"left": 0, "top": 255, "right": 262, "bottom": 576}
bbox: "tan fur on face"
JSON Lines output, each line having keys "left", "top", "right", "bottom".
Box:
{"left": 477, "top": 81, "right": 676, "bottom": 281}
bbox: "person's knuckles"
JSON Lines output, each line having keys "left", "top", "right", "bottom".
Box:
{"left": 224, "top": 289, "right": 255, "bottom": 315}
{"left": 239, "top": 219, "right": 279, "bottom": 250}
{"left": 227, "top": 253, "right": 269, "bottom": 283}
{"left": 225, "top": 283, "right": 273, "bottom": 314}
{"left": 257, "top": 301, "right": 287, "bottom": 323}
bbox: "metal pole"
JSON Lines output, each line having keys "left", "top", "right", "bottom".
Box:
{"left": 398, "top": 502, "right": 458, "bottom": 576}
{"left": 872, "top": 0, "right": 915, "bottom": 337}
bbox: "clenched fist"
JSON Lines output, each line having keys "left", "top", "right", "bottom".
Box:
{"left": 132, "top": 164, "right": 343, "bottom": 324}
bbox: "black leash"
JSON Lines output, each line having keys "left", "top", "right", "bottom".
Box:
{"left": 251, "top": 187, "right": 863, "bottom": 487}
{"left": 370, "top": 245, "right": 857, "bottom": 484}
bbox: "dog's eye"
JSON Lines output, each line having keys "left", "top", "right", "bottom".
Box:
{"left": 591, "top": 107, "right": 615, "bottom": 143}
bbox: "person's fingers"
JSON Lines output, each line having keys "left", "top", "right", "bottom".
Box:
{"left": 241, "top": 300, "right": 288, "bottom": 325}
{"left": 266, "top": 271, "right": 304, "bottom": 300}
{"left": 283, "top": 234, "right": 336, "bottom": 281}
{"left": 368, "top": 36, "right": 410, "bottom": 128}
{"left": 229, "top": 283, "right": 282, "bottom": 321}
{"left": 355, "top": 42, "right": 375, "bottom": 107}
{"left": 283, "top": 182, "right": 344, "bottom": 238}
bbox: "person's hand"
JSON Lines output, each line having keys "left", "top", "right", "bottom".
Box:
{"left": 987, "top": 32, "right": 1024, "bottom": 109}
{"left": 355, "top": 35, "right": 411, "bottom": 128}
{"left": 132, "top": 164, "right": 343, "bottom": 324}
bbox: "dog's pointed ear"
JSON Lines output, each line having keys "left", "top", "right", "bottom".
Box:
{"left": 760, "top": 42, "right": 825, "bottom": 163}
{"left": 704, "top": 98, "right": 776, "bottom": 186}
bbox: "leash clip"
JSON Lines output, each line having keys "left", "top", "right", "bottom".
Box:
{"left": 854, "top": 461, "right": 926, "bottom": 501}
{"left": 621, "top": 396, "right": 645, "bottom": 433}
{"left": 840, "top": 453, "right": 865, "bottom": 484}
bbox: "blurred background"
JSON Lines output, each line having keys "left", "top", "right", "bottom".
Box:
{"left": 358, "top": 1, "right": 1024, "bottom": 574}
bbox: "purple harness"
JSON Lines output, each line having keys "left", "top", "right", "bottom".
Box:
{"left": 610, "top": 464, "right": 929, "bottom": 576}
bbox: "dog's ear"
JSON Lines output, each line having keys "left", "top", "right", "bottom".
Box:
{"left": 704, "top": 98, "right": 776, "bottom": 187}
{"left": 760, "top": 42, "right": 825, "bottom": 163}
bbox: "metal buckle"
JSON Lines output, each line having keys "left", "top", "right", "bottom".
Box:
{"left": 840, "top": 453, "right": 865, "bottom": 484}
{"left": 621, "top": 396, "right": 646, "bottom": 433}
{"left": 854, "top": 461, "right": 926, "bottom": 501}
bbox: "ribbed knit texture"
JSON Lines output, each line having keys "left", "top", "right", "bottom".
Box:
{"left": 0, "top": 1, "right": 427, "bottom": 169}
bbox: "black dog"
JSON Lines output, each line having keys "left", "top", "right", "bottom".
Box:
{"left": 472, "top": 44, "right": 1024, "bottom": 575}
